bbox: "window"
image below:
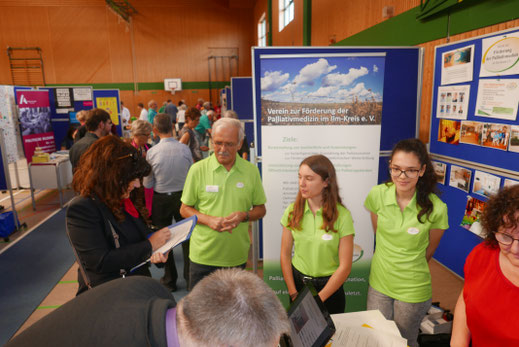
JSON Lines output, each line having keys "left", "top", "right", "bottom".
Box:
{"left": 279, "top": 0, "right": 294, "bottom": 32}
{"left": 258, "top": 14, "right": 267, "bottom": 47}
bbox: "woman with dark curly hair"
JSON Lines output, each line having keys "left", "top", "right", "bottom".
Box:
{"left": 451, "top": 185, "right": 519, "bottom": 347}
{"left": 67, "top": 136, "right": 170, "bottom": 295}
{"left": 364, "top": 138, "right": 449, "bottom": 347}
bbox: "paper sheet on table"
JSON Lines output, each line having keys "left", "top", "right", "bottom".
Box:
{"left": 130, "top": 215, "right": 197, "bottom": 272}
{"left": 331, "top": 310, "right": 401, "bottom": 338}
{"left": 330, "top": 324, "right": 407, "bottom": 347}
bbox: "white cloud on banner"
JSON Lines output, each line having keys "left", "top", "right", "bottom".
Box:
{"left": 293, "top": 58, "right": 337, "bottom": 86}
{"left": 261, "top": 71, "right": 290, "bottom": 92}
{"left": 336, "top": 82, "right": 381, "bottom": 101}
{"left": 321, "top": 66, "right": 369, "bottom": 87}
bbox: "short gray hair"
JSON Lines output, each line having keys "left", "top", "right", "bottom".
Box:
{"left": 212, "top": 117, "right": 244, "bottom": 142}
{"left": 153, "top": 113, "right": 172, "bottom": 134}
{"left": 223, "top": 109, "right": 238, "bottom": 119}
{"left": 130, "top": 120, "right": 152, "bottom": 137}
{"left": 177, "top": 269, "right": 289, "bottom": 346}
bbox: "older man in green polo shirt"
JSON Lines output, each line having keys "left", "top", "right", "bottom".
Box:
{"left": 180, "top": 117, "right": 267, "bottom": 289}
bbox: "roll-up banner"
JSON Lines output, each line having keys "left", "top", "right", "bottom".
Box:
{"left": 16, "top": 90, "right": 56, "bottom": 163}
{"left": 256, "top": 51, "right": 385, "bottom": 311}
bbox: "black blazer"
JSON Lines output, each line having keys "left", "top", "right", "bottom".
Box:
{"left": 66, "top": 196, "right": 153, "bottom": 295}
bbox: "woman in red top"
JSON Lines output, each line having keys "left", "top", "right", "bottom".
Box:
{"left": 451, "top": 185, "right": 519, "bottom": 347}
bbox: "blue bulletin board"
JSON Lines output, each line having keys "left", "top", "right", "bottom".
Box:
{"left": 40, "top": 86, "right": 93, "bottom": 150}
{"left": 93, "top": 89, "right": 122, "bottom": 137}
{"left": 429, "top": 26, "right": 519, "bottom": 277}
{"left": 230, "top": 77, "right": 255, "bottom": 154}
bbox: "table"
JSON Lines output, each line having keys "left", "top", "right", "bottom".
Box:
{"left": 28, "top": 156, "right": 72, "bottom": 209}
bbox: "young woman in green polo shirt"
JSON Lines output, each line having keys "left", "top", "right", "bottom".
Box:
{"left": 280, "top": 154, "right": 355, "bottom": 314}
{"left": 364, "top": 138, "right": 448, "bottom": 347}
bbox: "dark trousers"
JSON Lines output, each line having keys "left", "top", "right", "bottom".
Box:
{"left": 152, "top": 191, "right": 189, "bottom": 286}
{"left": 189, "top": 261, "right": 247, "bottom": 291}
{"left": 292, "top": 265, "right": 345, "bottom": 314}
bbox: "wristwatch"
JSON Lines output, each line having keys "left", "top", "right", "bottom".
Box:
{"left": 243, "top": 211, "right": 250, "bottom": 222}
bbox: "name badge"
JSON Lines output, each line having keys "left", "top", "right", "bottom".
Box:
{"left": 206, "top": 185, "right": 219, "bottom": 193}
{"left": 407, "top": 227, "right": 419, "bottom": 235}
{"left": 236, "top": 182, "right": 244, "bottom": 188}
{"left": 322, "top": 234, "right": 333, "bottom": 241}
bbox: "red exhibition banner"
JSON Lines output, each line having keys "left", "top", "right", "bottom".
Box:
{"left": 16, "top": 90, "right": 56, "bottom": 162}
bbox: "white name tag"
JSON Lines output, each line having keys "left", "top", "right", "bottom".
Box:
{"left": 322, "top": 234, "right": 333, "bottom": 241}
{"left": 407, "top": 227, "right": 419, "bottom": 235}
{"left": 206, "top": 185, "right": 219, "bottom": 193}
{"left": 236, "top": 182, "right": 244, "bottom": 188}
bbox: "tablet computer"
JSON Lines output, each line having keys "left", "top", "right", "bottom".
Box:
{"left": 279, "top": 282, "right": 336, "bottom": 347}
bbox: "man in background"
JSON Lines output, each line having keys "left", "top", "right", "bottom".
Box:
{"left": 137, "top": 102, "right": 148, "bottom": 122}
{"left": 69, "top": 108, "right": 112, "bottom": 170}
{"left": 144, "top": 113, "right": 193, "bottom": 291}
{"left": 165, "top": 99, "right": 178, "bottom": 130}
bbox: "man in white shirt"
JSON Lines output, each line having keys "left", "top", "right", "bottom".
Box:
{"left": 138, "top": 102, "right": 148, "bottom": 122}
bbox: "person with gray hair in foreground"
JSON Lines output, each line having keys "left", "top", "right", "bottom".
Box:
{"left": 6, "top": 269, "right": 289, "bottom": 347}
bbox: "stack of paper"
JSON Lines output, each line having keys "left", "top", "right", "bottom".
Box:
{"left": 327, "top": 310, "right": 407, "bottom": 347}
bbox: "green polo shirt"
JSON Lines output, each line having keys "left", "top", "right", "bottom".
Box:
{"left": 281, "top": 202, "right": 355, "bottom": 277}
{"left": 181, "top": 154, "right": 266, "bottom": 267}
{"left": 365, "top": 183, "right": 449, "bottom": 303}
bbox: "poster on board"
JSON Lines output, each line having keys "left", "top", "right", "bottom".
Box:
{"left": 0, "top": 86, "right": 20, "bottom": 163}
{"left": 480, "top": 33, "right": 519, "bottom": 77}
{"left": 16, "top": 90, "right": 56, "bottom": 163}
{"left": 461, "top": 196, "right": 486, "bottom": 236}
{"left": 436, "top": 85, "right": 469, "bottom": 120}
{"left": 441, "top": 45, "right": 474, "bottom": 85}
{"left": 54, "top": 88, "right": 74, "bottom": 114}
{"left": 460, "top": 121, "right": 483, "bottom": 146}
{"left": 475, "top": 79, "right": 519, "bottom": 121}
{"left": 95, "top": 96, "right": 119, "bottom": 125}
{"left": 259, "top": 53, "right": 385, "bottom": 311}
{"left": 472, "top": 170, "right": 501, "bottom": 198}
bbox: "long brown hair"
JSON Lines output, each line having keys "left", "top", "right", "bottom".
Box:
{"left": 72, "top": 136, "right": 151, "bottom": 221}
{"left": 386, "top": 138, "right": 439, "bottom": 223}
{"left": 287, "top": 155, "right": 343, "bottom": 233}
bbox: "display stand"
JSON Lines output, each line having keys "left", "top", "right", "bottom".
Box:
{"left": 0, "top": 130, "right": 24, "bottom": 234}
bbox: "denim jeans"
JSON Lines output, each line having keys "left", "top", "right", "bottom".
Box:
{"left": 367, "top": 285, "right": 431, "bottom": 347}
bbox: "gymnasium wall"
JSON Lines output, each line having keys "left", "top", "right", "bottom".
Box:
{"left": 253, "top": 0, "right": 519, "bottom": 142}
{"left": 0, "top": 0, "right": 255, "bottom": 115}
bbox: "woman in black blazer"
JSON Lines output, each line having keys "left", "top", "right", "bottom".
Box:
{"left": 67, "top": 136, "right": 170, "bottom": 295}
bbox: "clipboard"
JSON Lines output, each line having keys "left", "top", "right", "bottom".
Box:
{"left": 130, "top": 215, "right": 197, "bottom": 272}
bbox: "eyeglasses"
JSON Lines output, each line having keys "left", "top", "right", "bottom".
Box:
{"left": 493, "top": 231, "right": 519, "bottom": 246}
{"left": 388, "top": 167, "right": 420, "bottom": 179}
{"left": 214, "top": 141, "right": 237, "bottom": 148}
